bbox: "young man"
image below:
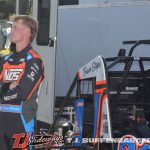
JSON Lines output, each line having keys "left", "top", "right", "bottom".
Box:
{"left": 0, "top": 15, "right": 44, "bottom": 149}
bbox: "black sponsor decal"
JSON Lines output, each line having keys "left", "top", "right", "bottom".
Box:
{"left": 82, "top": 61, "right": 101, "bottom": 77}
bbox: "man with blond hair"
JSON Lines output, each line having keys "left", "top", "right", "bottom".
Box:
{"left": 0, "top": 15, "right": 44, "bottom": 150}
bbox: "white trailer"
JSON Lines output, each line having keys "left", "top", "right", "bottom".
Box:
{"left": 31, "top": 0, "right": 58, "bottom": 124}
{"left": 56, "top": 0, "right": 150, "bottom": 99}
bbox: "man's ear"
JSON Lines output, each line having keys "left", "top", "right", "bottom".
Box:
{"left": 25, "top": 27, "right": 31, "bottom": 37}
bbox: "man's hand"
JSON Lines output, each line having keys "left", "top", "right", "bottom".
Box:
{"left": 9, "top": 82, "right": 18, "bottom": 90}
{"left": 0, "top": 82, "right": 18, "bottom": 95}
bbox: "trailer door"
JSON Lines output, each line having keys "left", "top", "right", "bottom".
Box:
{"left": 32, "top": 0, "right": 58, "bottom": 124}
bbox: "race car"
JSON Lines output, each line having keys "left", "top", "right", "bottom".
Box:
{"left": 50, "top": 39, "right": 150, "bottom": 150}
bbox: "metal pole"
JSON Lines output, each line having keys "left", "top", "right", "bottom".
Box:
{"left": 16, "top": 0, "right": 19, "bottom": 14}
{"left": 112, "top": 59, "right": 133, "bottom": 107}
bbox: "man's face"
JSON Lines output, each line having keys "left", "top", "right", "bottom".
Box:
{"left": 10, "top": 19, "right": 30, "bottom": 43}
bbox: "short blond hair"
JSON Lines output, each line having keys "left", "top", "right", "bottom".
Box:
{"left": 10, "top": 15, "right": 38, "bottom": 42}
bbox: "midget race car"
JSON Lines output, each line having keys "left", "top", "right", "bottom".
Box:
{"left": 50, "top": 40, "right": 150, "bottom": 150}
